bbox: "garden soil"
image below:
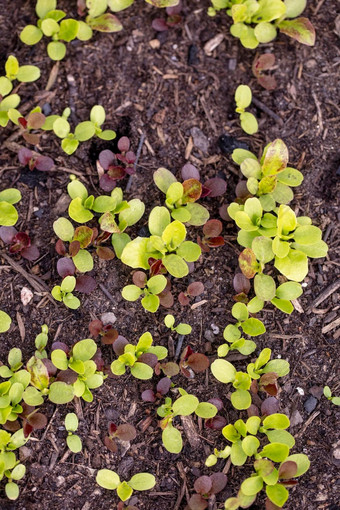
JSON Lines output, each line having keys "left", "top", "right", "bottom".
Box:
{"left": 0, "top": 0, "right": 339, "bottom": 509}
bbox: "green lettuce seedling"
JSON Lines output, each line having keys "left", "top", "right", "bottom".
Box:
{"left": 323, "top": 386, "right": 340, "bottom": 406}
{"left": 0, "top": 189, "right": 22, "bottom": 226}
{"left": 234, "top": 85, "right": 258, "bottom": 135}
{"left": 153, "top": 167, "right": 210, "bottom": 225}
{"left": 122, "top": 273, "right": 168, "bottom": 313}
{"left": 96, "top": 469, "right": 156, "bottom": 502}
{"left": 224, "top": 453, "right": 310, "bottom": 509}
{"left": 111, "top": 332, "right": 168, "bottom": 379}
{"left": 0, "top": 429, "right": 28, "bottom": 500}
{"left": 0, "top": 311, "right": 11, "bottom": 333}
{"left": 41, "top": 105, "right": 116, "bottom": 154}
{"left": 158, "top": 390, "right": 217, "bottom": 453}
{"left": 51, "top": 338, "right": 105, "bottom": 402}
{"left": 65, "top": 413, "right": 82, "bottom": 453}
{"left": 34, "top": 325, "right": 49, "bottom": 359}
{"left": 122, "top": 211, "right": 201, "bottom": 278}
{"left": 164, "top": 314, "right": 192, "bottom": 335}
{"left": 20, "top": 0, "right": 93, "bottom": 61}
{"left": 208, "top": 0, "right": 315, "bottom": 48}
{"left": 211, "top": 348, "right": 289, "bottom": 410}
{"left": 217, "top": 302, "right": 264, "bottom": 357}
{"left": 52, "top": 276, "right": 81, "bottom": 309}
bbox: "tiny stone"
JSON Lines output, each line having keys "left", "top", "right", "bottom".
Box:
{"left": 190, "top": 127, "right": 209, "bottom": 154}
{"left": 55, "top": 476, "right": 65, "bottom": 487}
{"left": 333, "top": 448, "right": 340, "bottom": 460}
{"left": 296, "top": 387, "right": 305, "bottom": 395}
{"left": 204, "top": 330, "right": 215, "bottom": 342}
{"left": 149, "top": 39, "right": 160, "bottom": 49}
{"left": 304, "top": 396, "right": 318, "bottom": 414}
{"left": 211, "top": 323, "right": 220, "bottom": 335}
{"left": 228, "top": 58, "right": 237, "bottom": 71}
{"left": 290, "top": 410, "right": 303, "bottom": 427}
{"left": 42, "top": 103, "right": 52, "bottom": 115}
{"left": 19, "top": 446, "right": 32, "bottom": 461}
{"left": 101, "top": 312, "right": 117, "bottom": 325}
{"left": 305, "top": 59, "right": 317, "bottom": 69}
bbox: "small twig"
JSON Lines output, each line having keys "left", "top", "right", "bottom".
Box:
{"left": 295, "top": 410, "right": 320, "bottom": 438}
{"left": 98, "top": 283, "right": 116, "bottom": 304}
{"left": 174, "top": 335, "right": 185, "bottom": 361}
{"left": 41, "top": 407, "right": 59, "bottom": 442}
{"left": 310, "top": 280, "right": 340, "bottom": 310}
{"left": 312, "top": 91, "right": 324, "bottom": 134}
{"left": 322, "top": 316, "right": 340, "bottom": 334}
{"left": 126, "top": 133, "right": 145, "bottom": 192}
{"left": 252, "top": 96, "right": 284, "bottom": 126}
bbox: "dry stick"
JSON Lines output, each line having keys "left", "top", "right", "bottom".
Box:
{"left": 174, "top": 335, "right": 185, "bottom": 361}
{"left": 126, "top": 133, "right": 146, "bottom": 192}
{"left": 252, "top": 96, "right": 284, "bottom": 126}
{"left": 310, "top": 279, "right": 340, "bottom": 310}
{"left": 322, "top": 316, "right": 340, "bottom": 335}
{"left": 98, "top": 283, "right": 116, "bottom": 304}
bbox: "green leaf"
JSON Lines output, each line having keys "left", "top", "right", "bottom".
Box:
{"left": 232, "top": 149, "right": 257, "bottom": 165}
{"left": 96, "top": 469, "right": 120, "bottom": 490}
{"left": 283, "top": 453, "right": 310, "bottom": 476}
{"left": 232, "top": 303, "right": 248, "bottom": 321}
{"left": 224, "top": 324, "right": 241, "bottom": 343}
{"left": 141, "top": 294, "right": 159, "bottom": 313}
{"left": 53, "top": 117, "right": 70, "bottom": 138}
{"left": 58, "top": 19, "right": 79, "bottom": 41}
{"left": 241, "top": 476, "right": 263, "bottom": 496}
{"left": 231, "top": 389, "right": 251, "bottom": 410}
{"left": 262, "top": 359, "right": 290, "bottom": 377}
{"left": 162, "top": 424, "right": 182, "bottom": 453}
{"left": 108, "top": 0, "right": 134, "bottom": 11}
{"left": 36, "top": 0, "right": 57, "bottom": 18}
{"left": 185, "top": 202, "right": 210, "bottom": 226}
{"left": 47, "top": 41, "right": 67, "bottom": 61}
{"left": 128, "top": 473, "right": 156, "bottom": 491}
{"left": 0, "top": 77, "right": 13, "bottom": 96}
{"left": 53, "top": 217, "right": 74, "bottom": 241}
{"left": 61, "top": 138, "right": 79, "bottom": 155}
{"left": 112, "top": 232, "right": 130, "bottom": 259}
{"left": 20, "top": 25, "right": 43, "bottom": 45}
{"left": 162, "top": 254, "right": 188, "bottom": 278}
{"left": 73, "top": 339, "right": 97, "bottom": 361}
{"left": 0, "top": 94, "right": 21, "bottom": 111}
{"left": 68, "top": 180, "right": 88, "bottom": 200}
{"left": 164, "top": 314, "right": 175, "bottom": 328}
{"left": 266, "top": 429, "right": 295, "bottom": 448}
{"left": 51, "top": 349, "right": 68, "bottom": 370}
{"left": 148, "top": 206, "right": 171, "bottom": 236}
{"left": 252, "top": 236, "right": 274, "bottom": 263}
{"left": 162, "top": 220, "right": 186, "bottom": 249}
{"left": 87, "top": 13, "right": 123, "bottom": 32}
{"left": 284, "top": 0, "right": 307, "bottom": 18}
{"left": 67, "top": 434, "right": 82, "bottom": 453}
{"left": 278, "top": 18, "right": 315, "bottom": 46}
{"left": 291, "top": 240, "right": 328, "bottom": 258}
{"left": 271, "top": 298, "right": 294, "bottom": 314}
{"left": 166, "top": 182, "right": 184, "bottom": 205}
{"left": 254, "top": 274, "right": 276, "bottom": 301}
{"left": 241, "top": 318, "right": 265, "bottom": 336}
{"left": 242, "top": 435, "right": 260, "bottom": 456}
{"left": 235, "top": 85, "right": 252, "bottom": 109}
{"left": 16, "top": 65, "right": 40, "bottom": 84}
{"left": 176, "top": 241, "right": 201, "bottom": 262}
{"left": 22, "top": 387, "right": 44, "bottom": 406}
{"left": 247, "top": 296, "right": 264, "bottom": 314}
{"left": 117, "top": 481, "right": 133, "bottom": 501}
{"left": 0, "top": 311, "right": 11, "bottom": 333}
{"left": 274, "top": 250, "right": 308, "bottom": 282}
{"left": 230, "top": 441, "right": 247, "bottom": 466}
{"left": 263, "top": 413, "right": 290, "bottom": 430}
{"left": 211, "top": 359, "right": 236, "bottom": 384}
{"left": 119, "top": 199, "right": 145, "bottom": 227}
{"left": 153, "top": 167, "right": 177, "bottom": 193}
{"left": 260, "top": 443, "right": 289, "bottom": 463}
{"left": 266, "top": 484, "right": 289, "bottom": 507}
{"left": 11, "top": 464, "right": 26, "bottom": 481}
{"left": 49, "top": 381, "right": 74, "bottom": 404}
{"left": 60, "top": 275, "right": 76, "bottom": 293}
{"left": 121, "top": 237, "right": 150, "bottom": 269}
{"left": 5, "top": 482, "right": 19, "bottom": 501}
{"left": 294, "top": 225, "right": 322, "bottom": 245}
{"left": 63, "top": 293, "right": 80, "bottom": 309}
{"left": 69, "top": 197, "right": 94, "bottom": 223}
{"left": 277, "top": 167, "right": 304, "bottom": 187}
{"left": 195, "top": 402, "right": 218, "bottom": 419}
{"left": 254, "top": 21, "right": 277, "bottom": 42}
{"left": 261, "top": 139, "right": 288, "bottom": 176}
{"left": 77, "top": 21, "right": 93, "bottom": 40}
{"left": 72, "top": 249, "right": 94, "bottom": 272}
{"left": 173, "top": 395, "right": 199, "bottom": 416}
{"left": 130, "top": 362, "right": 153, "bottom": 380}
{"left": 65, "top": 412, "right": 78, "bottom": 432}
{"left": 240, "top": 112, "right": 258, "bottom": 135}
{"left": 122, "top": 285, "right": 142, "bottom": 301}
{"left": 41, "top": 18, "right": 60, "bottom": 36}
{"left": 90, "top": 105, "right": 106, "bottom": 125}
{"left": 272, "top": 236, "right": 290, "bottom": 258}
{"left": 74, "top": 121, "right": 96, "bottom": 141}
{"left": 147, "top": 275, "right": 167, "bottom": 295}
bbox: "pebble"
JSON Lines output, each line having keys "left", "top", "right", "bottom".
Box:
{"left": 218, "top": 134, "right": 249, "bottom": 154}
{"left": 290, "top": 410, "right": 303, "bottom": 427}
{"left": 211, "top": 323, "right": 220, "bottom": 335}
{"left": 55, "top": 476, "right": 65, "bottom": 487}
{"left": 204, "top": 330, "right": 215, "bottom": 342}
{"left": 304, "top": 396, "right": 318, "bottom": 414}
{"left": 101, "top": 312, "right": 117, "bottom": 325}
{"left": 333, "top": 448, "right": 340, "bottom": 460}
{"left": 191, "top": 127, "right": 209, "bottom": 154}
{"left": 42, "top": 103, "right": 52, "bottom": 115}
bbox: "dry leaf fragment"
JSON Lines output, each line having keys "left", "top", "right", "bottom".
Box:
{"left": 21, "top": 287, "right": 33, "bottom": 306}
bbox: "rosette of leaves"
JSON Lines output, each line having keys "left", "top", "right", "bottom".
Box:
{"left": 164, "top": 314, "right": 192, "bottom": 335}
{"left": 234, "top": 85, "right": 258, "bottom": 135}
{"left": 0, "top": 429, "right": 28, "bottom": 500}
{"left": 0, "top": 55, "right": 40, "bottom": 128}
{"left": 121, "top": 211, "right": 201, "bottom": 278}
{"left": 64, "top": 413, "right": 82, "bottom": 453}
{"left": 0, "top": 311, "right": 11, "bottom": 333}
{"left": 153, "top": 167, "right": 210, "bottom": 225}
{"left": 41, "top": 105, "right": 116, "bottom": 154}
{"left": 230, "top": 139, "right": 305, "bottom": 210}
{"left": 323, "top": 386, "right": 340, "bottom": 406}
{"left": 51, "top": 275, "right": 81, "bottom": 309}
{"left": 0, "top": 227, "right": 40, "bottom": 261}
{"left": 0, "top": 189, "right": 21, "bottom": 227}
{"left": 89, "top": 319, "right": 119, "bottom": 345}
{"left": 208, "top": 0, "right": 315, "bottom": 48}
{"left": 6, "top": 107, "right": 46, "bottom": 145}
{"left": 96, "top": 469, "right": 156, "bottom": 502}
{"left": 187, "top": 473, "right": 227, "bottom": 510}
{"left": 20, "top": 0, "right": 93, "bottom": 61}
{"left": 178, "top": 281, "right": 204, "bottom": 306}
{"left": 158, "top": 390, "right": 218, "bottom": 453}
{"left": 197, "top": 219, "right": 225, "bottom": 253}
{"left": 18, "top": 148, "right": 54, "bottom": 172}
{"left": 122, "top": 272, "right": 169, "bottom": 313}
{"left": 51, "top": 338, "right": 105, "bottom": 402}
{"left": 104, "top": 421, "right": 137, "bottom": 453}
{"left": 110, "top": 332, "right": 168, "bottom": 380}
{"left": 211, "top": 348, "right": 289, "bottom": 410}
{"left": 224, "top": 453, "right": 310, "bottom": 509}
{"left": 217, "top": 302, "right": 264, "bottom": 358}
{"left": 97, "top": 137, "right": 136, "bottom": 191}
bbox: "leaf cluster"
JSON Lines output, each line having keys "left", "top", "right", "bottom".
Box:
{"left": 96, "top": 469, "right": 156, "bottom": 502}
{"left": 234, "top": 85, "right": 258, "bottom": 135}
{"left": 0, "top": 227, "right": 40, "bottom": 262}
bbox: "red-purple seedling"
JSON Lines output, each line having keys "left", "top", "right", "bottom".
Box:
{"left": 181, "top": 163, "right": 227, "bottom": 198}
{"left": 178, "top": 281, "right": 204, "bottom": 306}
{"left": 252, "top": 53, "right": 277, "bottom": 91}
{"left": 97, "top": 137, "right": 136, "bottom": 191}
{"left": 18, "top": 111, "right": 46, "bottom": 145}
{"left": 89, "top": 319, "right": 119, "bottom": 345}
{"left": 0, "top": 227, "right": 40, "bottom": 261}
{"left": 56, "top": 259, "right": 96, "bottom": 295}
{"left": 18, "top": 148, "right": 54, "bottom": 172}
{"left": 197, "top": 219, "right": 225, "bottom": 253}
{"left": 233, "top": 272, "right": 251, "bottom": 303}
{"left": 205, "top": 398, "right": 227, "bottom": 430}
{"left": 141, "top": 377, "right": 172, "bottom": 403}
{"left": 187, "top": 473, "right": 227, "bottom": 510}
{"left": 56, "top": 227, "right": 115, "bottom": 262}
{"left": 179, "top": 346, "right": 209, "bottom": 379}
{"left": 104, "top": 422, "right": 137, "bottom": 453}
{"left": 19, "top": 403, "right": 48, "bottom": 438}
{"left": 152, "top": 1, "right": 182, "bottom": 31}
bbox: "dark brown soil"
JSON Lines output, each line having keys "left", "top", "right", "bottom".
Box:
{"left": 0, "top": 1, "right": 339, "bottom": 509}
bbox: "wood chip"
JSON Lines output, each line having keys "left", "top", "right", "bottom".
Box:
{"left": 45, "top": 62, "right": 59, "bottom": 91}
{"left": 149, "top": 39, "right": 160, "bottom": 49}
{"left": 181, "top": 415, "right": 201, "bottom": 449}
{"left": 310, "top": 280, "right": 340, "bottom": 310}
{"left": 191, "top": 299, "right": 208, "bottom": 310}
{"left": 203, "top": 33, "right": 224, "bottom": 55}
{"left": 185, "top": 136, "right": 194, "bottom": 159}
{"left": 322, "top": 316, "right": 340, "bottom": 334}
{"left": 16, "top": 312, "right": 25, "bottom": 341}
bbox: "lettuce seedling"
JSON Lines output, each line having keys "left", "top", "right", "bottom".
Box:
{"left": 157, "top": 390, "right": 217, "bottom": 453}
{"left": 153, "top": 167, "right": 210, "bottom": 225}
{"left": 51, "top": 276, "right": 81, "bottom": 309}
{"left": 33, "top": 325, "right": 49, "bottom": 359}
{"left": 104, "top": 422, "right": 136, "bottom": 452}
{"left": 178, "top": 281, "right": 204, "bottom": 306}
{"left": 80, "top": 0, "right": 126, "bottom": 33}
{"left": 164, "top": 314, "right": 192, "bottom": 335}
{"left": 96, "top": 469, "right": 156, "bottom": 502}
{"left": 0, "top": 189, "right": 21, "bottom": 227}
{"left": 42, "top": 105, "right": 116, "bottom": 154}
{"left": 152, "top": 1, "right": 182, "bottom": 31}
{"left": 122, "top": 273, "right": 168, "bottom": 313}
{"left": 122, "top": 212, "right": 201, "bottom": 278}
{"left": 187, "top": 473, "right": 227, "bottom": 510}
{"left": 233, "top": 272, "right": 251, "bottom": 303}
{"left": 0, "top": 227, "right": 40, "bottom": 261}
{"left": 252, "top": 53, "right": 277, "bottom": 90}
{"left": 179, "top": 346, "right": 209, "bottom": 378}
{"left": 0, "top": 311, "right": 11, "bottom": 333}
{"left": 235, "top": 85, "right": 258, "bottom": 135}
{"left": 323, "top": 386, "right": 340, "bottom": 406}
{"left": 0, "top": 429, "right": 28, "bottom": 500}
{"left": 141, "top": 377, "right": 172, "bottom": 403}
{"left": 18, "top": 148, "right": 54, "bottom": 172}
{"left": 20, "top": 404, "right": 48, "bottom": 438}
{"left": 89, "top": 319, "right": 119, "bottom": 345}
{"left": 197, "top": 219, "right": 225, "bottom": 253}
{"left": 111, "top": 332, "right": 168, "bottom": 380}
{"left": 20, "top": 0, "right": 93, "bottom": 61}
{"left": 97, "top": 137, "right": 136, "bottom": 191}
{"left": 64, "top": 413, "right": 82, "bottom": 453}
{"left": 181, "top": 162, "right": 227, "bottom": 198}
{"left": 6, "top": 106, "right": 46, "bottom": 145}
{"left": 208, "top": 0, "right": 315, "bottom": 48}
{"left": 217, "top": 302, "right": 264, "bottom": 358}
